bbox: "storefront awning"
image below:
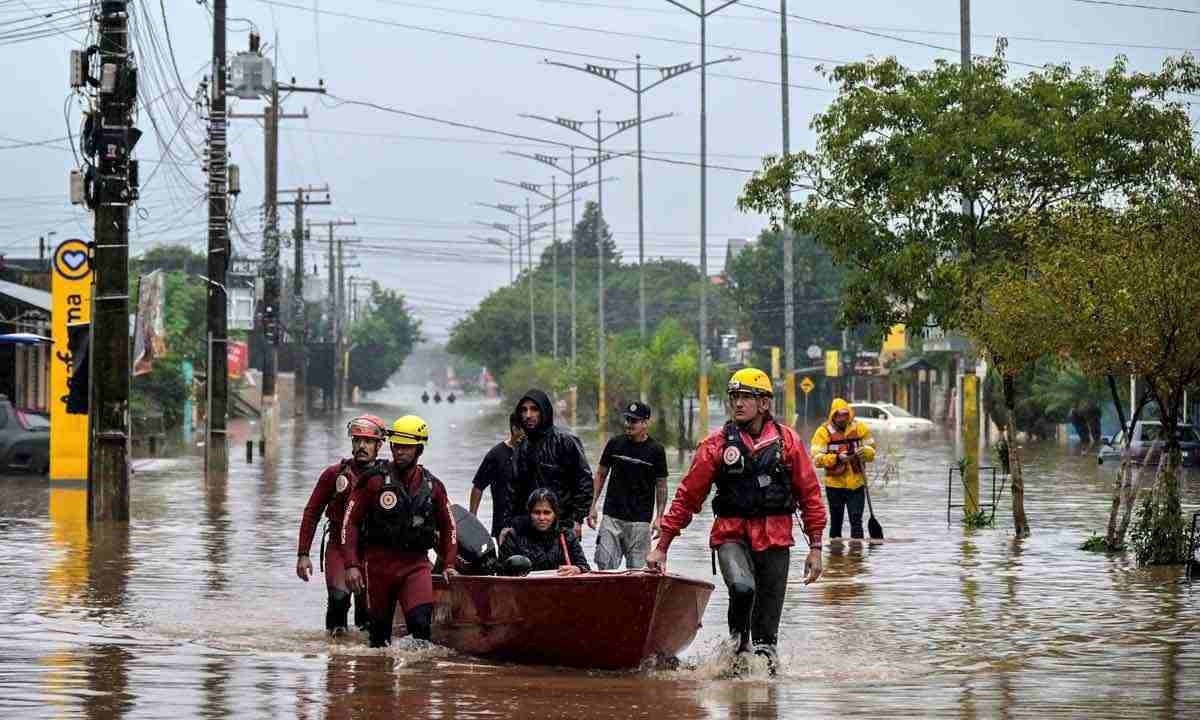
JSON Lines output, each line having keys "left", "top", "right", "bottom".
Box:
{"left": 0, "top": 279, "right": 51, "bottom": 312}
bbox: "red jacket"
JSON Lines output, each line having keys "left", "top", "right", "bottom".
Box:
{"left": 658, "top": 420, "right": 827, "bottom": 553}
{"left": 297, "top": 459, "right": 377, "bottom": 555}
{"left": 340, "top": 463, "right": 458, "bottom": 571}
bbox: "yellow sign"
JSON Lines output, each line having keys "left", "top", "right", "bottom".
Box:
{"left": 770, "top": 346, "right": 781, "bottom": 379}
{"left": 881, "top": 324, "right": 907, "bottom": 358}
{"left": 50, "top": 239, "right": 92, "bottom": 482}
{"left": 824, "top": 350, "right": 841, "bottom": 378}
{"left": 800, "top": 376, "right": 815, "bottom": 395}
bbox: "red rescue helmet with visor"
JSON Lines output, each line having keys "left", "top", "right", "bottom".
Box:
{"left": 346, "top": 414, "right": 387, "bottom": 441}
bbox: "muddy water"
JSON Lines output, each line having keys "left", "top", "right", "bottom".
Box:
{"left": 1, "top": 387, "right": 1198, "bottom": 718}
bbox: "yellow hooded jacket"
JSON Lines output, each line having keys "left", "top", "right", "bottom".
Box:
{"left": 810, "top": 398, "right": 876, "bottom": 490}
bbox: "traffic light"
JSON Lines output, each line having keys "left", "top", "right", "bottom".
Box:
{"left": 65, "top": 322, "right": 90, "bottom": 414}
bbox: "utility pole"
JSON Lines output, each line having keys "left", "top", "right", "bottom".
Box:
{"left": 309, "top": 219, "right": 355, "bottom": 412}
{"left": 86, "top": 0, "right": 139, "bottom": 520}
{"left": 204, "top": 0, "right": 229, "bottom": 479}
{"left": 543, "top": 53, "right": 736, "bottom": 396}
{"left": 520, "top": 112, "right": 667, "bottom": 438}
{"left": 525, "top": 198, "right": 536, "bottom": 356}
{"left": 664, "top": 0, "right": 740, "bottom": 437}
{"left": 780, "top": 0, "right": 797, "bottom": 425}
{"left": 476, "top": 203, "right": 551, "bottom": 355}
{"left": 230, "top": 50, "right": 325, "bottom": 442}
{"left": 281, "top": 185, "right": 330, "bottom": 417}
{"left": 506, "top": 152, "right": 611, "bottom": 392}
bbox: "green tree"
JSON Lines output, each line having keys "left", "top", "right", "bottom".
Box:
{"left": 348, "top": 283, "right": 423, "bottom": 392}
{"left": 724, "top": 229, "right": 844, "bottom": 352}
{"left": 740, "top": 52, "right": 1200, "bottom": 538}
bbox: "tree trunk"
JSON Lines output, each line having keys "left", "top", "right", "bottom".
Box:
{"left": 1003, "top": 374, "right": 1030, "bottom": 537}
{"left": 1105, "top": 385, "right": 1147, "bottom": 548}
{"left": 1118, "top": 446, "right": 1162, "bottom": 543}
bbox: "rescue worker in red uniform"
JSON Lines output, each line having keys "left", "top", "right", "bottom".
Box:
{"left": 343, "top": 415, "right": 458, "bottom": 648}
{"left": 296, "top": 414, "right": 388, "bottom": 635}
{"left": 646, "top": 368, "right": 827, "bottom": 670}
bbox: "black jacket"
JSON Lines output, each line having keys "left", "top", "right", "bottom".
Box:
{"left": 499, "top": 516, "right": 590, "bottom": 572}
{"left": 505, "top": 389, "right": 593, "bottom": 528}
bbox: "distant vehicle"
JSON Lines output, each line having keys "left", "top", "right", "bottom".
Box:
{"left": 0, "top": 395, "right": 49, "bottom": 474}
{"left": 1097, "top": 421, "right": 1200, "bottom": 467}
{"left": 848, "top": 402, "right": 935, "bottom": 432}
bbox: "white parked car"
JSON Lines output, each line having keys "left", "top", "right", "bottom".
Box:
{"left": 849, "top": 402, "right": 935, "bottom": 431}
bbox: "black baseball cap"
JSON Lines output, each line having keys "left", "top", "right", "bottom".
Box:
{"left": 622, "top": 401, "right": 651, "bottom": 421}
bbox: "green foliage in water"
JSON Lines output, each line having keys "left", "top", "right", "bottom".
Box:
{"left": 1129, "top": 466, "right": 1189, "bottom": 565}
{"left": 962, "top": 510, "right": 994, "bottom": 530}
{"left": 1080, "top": 533, "right": 1115, "bottom": 553}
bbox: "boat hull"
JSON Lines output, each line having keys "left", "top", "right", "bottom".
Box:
{"left": 421, "top": 571, "right": 713, "bottom": 669}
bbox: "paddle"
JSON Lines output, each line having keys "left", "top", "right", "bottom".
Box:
{"left": 864, "top": 480, "right": 884, "bottom": 540}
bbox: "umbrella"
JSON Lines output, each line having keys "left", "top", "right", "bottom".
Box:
{"left": 0, "top": 333, "right": 53, "bottom": 345}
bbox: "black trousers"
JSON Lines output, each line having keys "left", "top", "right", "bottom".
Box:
{"left": 826, "top": 486, "right": 866, "bottom": 539}
{"left": 716, "top": 543, "right": 790, "bottom": 649}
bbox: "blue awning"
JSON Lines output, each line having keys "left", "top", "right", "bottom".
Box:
{"left": 0, "top": 332, "right": 53, "bottom": 345}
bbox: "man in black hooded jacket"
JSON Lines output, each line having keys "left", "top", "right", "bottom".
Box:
{"left": 503, "top": 389, "right": 594, "bottom": 537}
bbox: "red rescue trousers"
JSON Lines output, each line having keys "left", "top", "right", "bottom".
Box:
{"left": 363, "top": 547, "right": 434, "bottom": 622}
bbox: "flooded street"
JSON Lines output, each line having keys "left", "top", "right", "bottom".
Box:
{"left": 2, "top": 387, "right": 1198, "bottom": 718}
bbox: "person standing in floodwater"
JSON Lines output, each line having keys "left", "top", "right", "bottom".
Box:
{"left": 810, "top": 398, "right": 876, "bottom": 540}
{"left": 587, "top": 401, "right": 668, "bottom": 569}
{"left": 503, "top": 389, "right": 593, "bottom": 538}
{"left": 343, "top": 415, "right": 458, "bottom": 647}
{"left": 469, "top": 411, "right": 523, "bottom": 539}
{"left": 296, "top": 414, "right": 388, "bottom": 635}
{"left": 647, "top": 368, "right": 826, "bottom": 672}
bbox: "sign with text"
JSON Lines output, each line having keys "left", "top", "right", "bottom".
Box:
{"left": 50, "top": 239, "right": 92, "bottom": 481}
{"left": 227, "top": 340, "right": 249, "bottom": 379}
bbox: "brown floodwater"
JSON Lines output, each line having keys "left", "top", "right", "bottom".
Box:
{"left": 2, "top": 387, "right": 1198, "bottom": 718}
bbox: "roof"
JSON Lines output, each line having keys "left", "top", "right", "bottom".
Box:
{"left": 892, "top": 356, "right": 935, "bottom": 373}
{"left": 0, "top": 278, "right": 51, "bottom": 312}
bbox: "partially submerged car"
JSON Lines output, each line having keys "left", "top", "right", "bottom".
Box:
{"left": 1097, "top": 421, "right": 1200, "bottom": 467}
{"left": 0, "top": 395, "right": 49, "bottom": 474}
{"left": 849, "top": 402, "right": 935, "bottom": 432}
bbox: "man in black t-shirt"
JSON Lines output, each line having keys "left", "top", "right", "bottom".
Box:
{"left": 470, "top": 412, "right": 523, "bottom": 538}
{"left": 587, "top": 401, "right": 669, "bottom": 569}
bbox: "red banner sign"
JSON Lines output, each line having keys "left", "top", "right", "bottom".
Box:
{"left": 227, "top": 340, "right": 249, "bottom": 379}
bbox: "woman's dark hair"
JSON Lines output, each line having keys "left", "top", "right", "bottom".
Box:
{"left": 526, "top": 488, "right": 560, "bottom": 515}
{"left": 509, "top": 412, "right": 522, "bottom": 432}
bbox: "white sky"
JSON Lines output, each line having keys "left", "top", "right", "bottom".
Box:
{"left": 1, "top": 0, "right": 1196, "bottom": 340}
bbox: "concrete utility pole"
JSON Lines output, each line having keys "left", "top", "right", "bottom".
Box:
{"left": 495, "top": 177, "right": 614, "bottom": 360}
{"left": 519, "top": 112, "right": 667, "bottom": 438}
{"left": 504, "top": 150, "right": 612, "bottom": 380}
{"left": 309, "top": 218, "right": 355, "bottom": 411}
{"left": 281, "top": 185, "right": 330, "bottom": 416}
{"left": 204, "top": 0, "right": 230, "bottom": 479}
{"left": 780, "top": 0, "right": 797, "bottom": 425}
{"left": 476, "top": 201, "right": 549, "bottom": 355}
{"left": 335, "top": 239, "right": 362, "bottom": 408}
{"left": 230, "top": 54, "right": 325, "bottom": 441}
{"left": 664, "top": 0, "right": 740, "bottom": 438}
{"left": 543, "top": 53, "right": 736, "bottom": 396}
{"left": 88, "top": 0, "right": 139, "bottom": 520}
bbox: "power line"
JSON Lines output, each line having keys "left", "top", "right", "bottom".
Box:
{"left": 1066, "top": 0, "right": 1200, "bottom": 14}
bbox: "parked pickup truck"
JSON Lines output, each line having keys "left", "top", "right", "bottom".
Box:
{"left": 1097, "top": 421, "right": 1200, "bottom": 467}
{"left": 0, "top": 394, "right": 49, "bottom": 474}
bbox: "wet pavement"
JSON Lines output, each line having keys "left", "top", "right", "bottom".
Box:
{"left": 1, "top": 386, "right": 1198, "bottom": 718}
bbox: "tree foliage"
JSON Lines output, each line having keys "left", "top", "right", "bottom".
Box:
{"left": 348, "top": 283, "right": 423, "bottom": 392}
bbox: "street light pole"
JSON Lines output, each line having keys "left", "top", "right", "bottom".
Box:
{"left": 664, "top": 0, "right": 740, "bottom": 438}
{"left": 542, "top": 53, "right": 737, "bottom": 394}
{"left": 780, "top": 0, "right": 796, "bottom": 424}
{"left": 519, "top": 112, "right": 669, "bottom": 439}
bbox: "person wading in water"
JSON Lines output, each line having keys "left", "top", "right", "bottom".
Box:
{"left": 647, "top": 368, "right": 827, "bottom": 673}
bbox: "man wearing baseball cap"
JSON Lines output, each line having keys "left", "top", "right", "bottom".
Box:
{"left": 587, "top": 400, "right": 669, "bottom": 570}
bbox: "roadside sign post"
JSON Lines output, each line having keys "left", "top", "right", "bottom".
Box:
{"left": 50, "top": 239, "right": 92, "bottom": 482}
{"left": 799, "top": 375, "right": 815, "bottom": 427}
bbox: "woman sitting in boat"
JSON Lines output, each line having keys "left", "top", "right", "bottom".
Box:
{"left": 500, "top": 489, "right": 590, "bottom": 576}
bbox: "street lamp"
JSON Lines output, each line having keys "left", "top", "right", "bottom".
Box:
{"left": 519, "top": 110, "right": 670, "bottom": 438}
{"left": 542, "top": 53, "right": 737, "bottom": 359}
{"left": 663, "top": 0, "right": 740, "bottom": 435}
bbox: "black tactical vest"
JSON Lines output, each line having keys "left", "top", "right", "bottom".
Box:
{"left": 711, "top": 422, "right": 794, "bottom": 518}
{"left": 364, "top": 466, "right": 438, "bottom": 551}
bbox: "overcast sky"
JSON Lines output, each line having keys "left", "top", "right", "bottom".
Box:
{"left": 1, "top": 0, "right": 1196, "bottom": 341}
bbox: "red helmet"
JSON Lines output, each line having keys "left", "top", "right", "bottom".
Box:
{"left": 346, "top": 414, "right": 387, "bottom": 441}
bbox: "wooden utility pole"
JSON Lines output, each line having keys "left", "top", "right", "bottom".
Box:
{"left": 231, "top": 58, "right": 324, "bottom": 440}
{"left": 281, "top": 185, "right": 330, "bottom": 416}
{"left": 310, "top": 219, "right": 355, "bottom": 411}
{"left": 89, "top": 0, "right": 138, "bottom": 520}
{"left": 205, "top": 0, "right": 229, "bottom": 478}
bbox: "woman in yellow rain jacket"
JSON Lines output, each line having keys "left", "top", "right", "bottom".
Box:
{"left": 810, "top": 398, "right": 876, "bottom": 539}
